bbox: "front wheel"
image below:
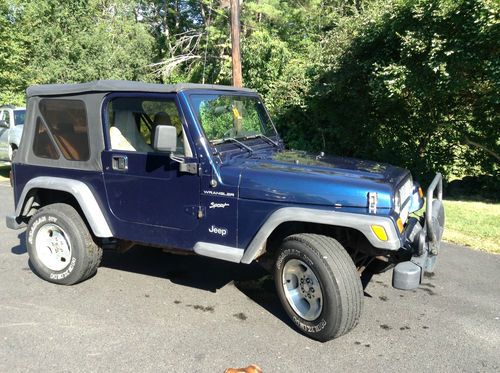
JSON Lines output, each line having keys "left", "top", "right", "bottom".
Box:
{"left": 274, "top": 234, "right": 363, "bottom": 342}
{"left": 26, "top": 203, "right": 102, "bottom": 285}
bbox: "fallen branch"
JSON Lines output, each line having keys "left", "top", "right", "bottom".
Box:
{"left": 151, "top": 54, "right": 201, "bottom": 77}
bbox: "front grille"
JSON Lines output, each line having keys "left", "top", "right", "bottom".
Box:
{"left": 400, "top": 177, "right": 413, "bottom": 205}
{"left": 399, "top": 176, "right": 413, "bottom": 223}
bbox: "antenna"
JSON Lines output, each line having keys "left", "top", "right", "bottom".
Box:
{"left": 202, "top": 0, "right": 214, "bottom": 84}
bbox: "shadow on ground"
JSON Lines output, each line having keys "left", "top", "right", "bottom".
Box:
{"left": 10, "top": 228, "right": 291, "bottom": 328}
{"left": 0, "top": 163, "right": 11, "bottom": 182}
{"left": 101, "top": 246, "right": 294, "bottom": 328}
{"left": 11, "top": 236, "right": 379, "bottom": 330}
{"left": 11, "top": 232, "right": 26, "bottom": 255}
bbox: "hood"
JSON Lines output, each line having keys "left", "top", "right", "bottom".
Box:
{"left": 233, "top": 150, "right": 410, "bottom": 209}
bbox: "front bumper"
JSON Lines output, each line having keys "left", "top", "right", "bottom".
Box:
{"left": 393, "top": 173, "right": 445, "bottom": 290}
{"left": 6, "top": 214, "right": 26, "bottom": 230}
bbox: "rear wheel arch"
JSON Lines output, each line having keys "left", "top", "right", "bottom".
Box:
{"left": 18, "top": 189, "right": 100, "bottom": 239}
{"left": 20, "top": 188, "right": 80, "bottom": 218}
{"left": 15, "top": 178, "right": 113, "bottom": 238}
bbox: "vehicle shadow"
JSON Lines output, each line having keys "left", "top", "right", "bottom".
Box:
{"left": 11, "top": 232, "right": 27, "bottom": 255}
{"left": 14, "top": 233, "right": 379, "bottom": 306}
{"left": 101, "top": 247, "right": 295, "bottom": 329}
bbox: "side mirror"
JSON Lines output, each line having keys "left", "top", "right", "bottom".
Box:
{"left": 0, "top": 120, "right": 8, "bottom": 128}
{"left": 153, "top": 125, "right": 198, "bottom": 175}
{"left": 153, "top": 125, "right": 177, "bottom": 153}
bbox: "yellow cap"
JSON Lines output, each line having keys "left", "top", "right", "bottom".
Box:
{"left": 371, "top": 225, "right": 388, "bottom": 241}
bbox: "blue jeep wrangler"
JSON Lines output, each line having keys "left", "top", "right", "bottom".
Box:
{"left": 7, "top": 80, "right": 444, "bottom": 341}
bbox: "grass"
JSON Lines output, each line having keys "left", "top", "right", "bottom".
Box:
{"left": 442, "top": 200, "right": 500, "bottom": 254}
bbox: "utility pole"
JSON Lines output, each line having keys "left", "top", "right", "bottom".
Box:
{"left": 230, "top": 0, "right": 243, "bottom": 87}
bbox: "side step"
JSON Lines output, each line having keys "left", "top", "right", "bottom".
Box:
{"left": 194, "top": 242, "right": 244, "bottom": 263}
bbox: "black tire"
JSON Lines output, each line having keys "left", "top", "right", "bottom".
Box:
{"left": 26, "top": 203, "right": 102, "bottom": 285}
{"left": 274, "top": 234, "right": 363, "bottom": 342}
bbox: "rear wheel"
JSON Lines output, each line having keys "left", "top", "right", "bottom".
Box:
{"left": 274, "top": 234, "right": 363, "bottom": 341}
{"left": 26, "top": 203, "right": 102, "bottom": 285}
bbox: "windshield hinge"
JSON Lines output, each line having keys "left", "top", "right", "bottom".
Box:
{"left": 170, "top": 154, "right": 199, "bottom": 175}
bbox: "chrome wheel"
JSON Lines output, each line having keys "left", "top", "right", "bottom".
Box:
{"left": 282, "top": 259, "right": 323, "bottom": 321}
{"left": 35, "top": 223, "right": 72, "bottom": 272}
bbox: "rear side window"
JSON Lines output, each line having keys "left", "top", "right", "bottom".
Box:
{"left": 33, "top": 117, "right": 59, "bottom": 159}
{"left": 39, "top": 99, "right": 90, "bottom": 161}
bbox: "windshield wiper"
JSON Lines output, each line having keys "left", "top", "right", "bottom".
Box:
{"left": 217, "top": 137, "right": 254, "bottom": 154}
{"left": 247, "top": 133, "right": 279, "bottom": 147}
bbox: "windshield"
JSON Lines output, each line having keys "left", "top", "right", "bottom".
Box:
{"left": 189, "top": 94, "right": 277, "bottom": 144}
{"left": 14, "top": 110, "right": 26, "bottom": 126}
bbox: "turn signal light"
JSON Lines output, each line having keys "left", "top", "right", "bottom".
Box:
{"left": 397, "top": 218, "right": 404, "bottom": 233}
{"left": 418, "top": 186, "right": 424, "bottom": 198}
{"left": 371, "top": 225, "right": 388, "bottom": 241}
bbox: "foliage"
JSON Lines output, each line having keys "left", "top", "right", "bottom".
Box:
{"left": 0, "top": 0, "right": 498, "bottom": 188}
{"left": 1, "top": 0, "right": 154, "bottom": 90}
{"left": 0, "top": 0, "right": 28, "bottom": 104}
{"left": 281, "top": 0, "right": 499, "bottom": 184}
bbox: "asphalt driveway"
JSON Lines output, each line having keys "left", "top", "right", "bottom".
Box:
{"left": 0, "top": 180, "right": 499, "bottom": 372}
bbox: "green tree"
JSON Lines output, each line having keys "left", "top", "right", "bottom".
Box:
{"left": 283, "top": 0, "right": 499, "bottom": 184}
{"left": 1, "top": 0, "right": 155, "bottom": 101}
{"left": 0, "top": 0, "right": 28, "bottom": 104}
{"left": 1, "top": 0, "right": 498, "bottom": 192}
{"left": 137, "top": 0, "right": 231, "bottom": 84}
{"left": 21, "top": 0, "right": 155, "bottom": 84}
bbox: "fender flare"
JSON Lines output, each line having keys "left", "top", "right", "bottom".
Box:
{"left": 240, "top": 207, "right": 401, "bottom": 264}
{"left": 15, "top": 176, "right": 112, "bottom": 238}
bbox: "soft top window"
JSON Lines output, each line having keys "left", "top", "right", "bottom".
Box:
{"left": 32, "top": 117, "right": 59, "bottom": 160}
{"left": 107, "top": 96, "right": 188, "bottom": 155}
{"left": 39, "top": 99, "right": 90, "bottom": 161}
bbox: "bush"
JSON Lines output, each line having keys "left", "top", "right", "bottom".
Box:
{"left": 276, "top": 0, "right": 499, "bottom": 185}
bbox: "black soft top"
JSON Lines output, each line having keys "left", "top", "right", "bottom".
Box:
{"left": 26, "top": 80, "right": 256, "bottom": 97}
{"left": 19, "top": 80, "right": 257, "bottom": 172}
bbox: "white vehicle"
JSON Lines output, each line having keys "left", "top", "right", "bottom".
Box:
{"left": 0, "top": 105, "right": 26, "bottom": 161}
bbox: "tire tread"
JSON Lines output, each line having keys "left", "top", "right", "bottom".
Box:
{"left": 281, "top": 233, "right": 363, "bottom": 339}
{"left": 27, "top": 203, "right": 102, "bottom": 285}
